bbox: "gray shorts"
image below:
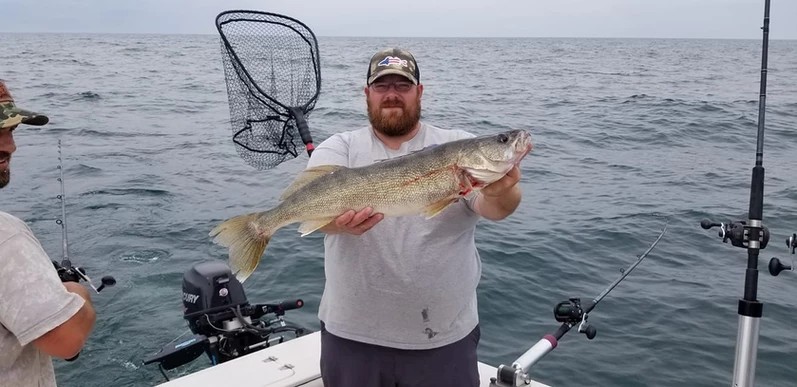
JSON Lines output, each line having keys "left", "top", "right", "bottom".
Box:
{"left": 319, "top": 322, "right": 481, "bottom": 387}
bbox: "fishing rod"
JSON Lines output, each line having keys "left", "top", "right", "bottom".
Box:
{"left": 51, "top": 139, "right": 117, "bottom": 362}
{"left": 490, "top": 222, "right": 668, "bottom": 387}
{"left": 52, "top": 139, "right": 116, "bottom": 293}
{"left": 700, "top": 1, "right": 794, "bottom": 385}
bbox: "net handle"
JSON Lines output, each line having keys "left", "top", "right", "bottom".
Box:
{"left": 289, "top": 107, "right": 314, "bottom": 156}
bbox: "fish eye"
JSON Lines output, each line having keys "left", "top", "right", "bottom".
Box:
{"left": 497, "top": 134, "right": 508, "bottom": 143}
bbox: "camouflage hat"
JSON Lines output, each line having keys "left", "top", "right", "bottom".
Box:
{"left": 0, "top": 80, "right": 49, "bottom": 129}
{"left": 366, "top": 48, "right": 420, "bottom": 86}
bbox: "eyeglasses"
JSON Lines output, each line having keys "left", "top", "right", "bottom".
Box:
{"left": 370, "top": 82, "right": 414, "bottom": 93}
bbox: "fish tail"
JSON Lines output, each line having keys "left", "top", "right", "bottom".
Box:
{"left": 209, "top": 212, "right": 272, "bottom": 283}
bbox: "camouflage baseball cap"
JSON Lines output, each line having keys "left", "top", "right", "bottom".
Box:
{"left": 0, "top": 80, "right": 49, "bottom": 129}
{"left": 366, "top": 48, "right": 420, "bottom": 86}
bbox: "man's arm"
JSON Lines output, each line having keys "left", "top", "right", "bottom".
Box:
{"left": 0, "top": 218, "right": 97, "bottom": 360}
{"left": 32, "top": 282, "right": 96, "bottom": 359}
{"left": 473, "top": 165, "right": 523, "bottom": 221}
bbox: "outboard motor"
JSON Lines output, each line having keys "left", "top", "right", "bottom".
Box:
{"left": 144, "top": 261, "right": 305, "bottom": 378}
{"left": 182, "top": 261, "right": 249, "bottom": 336}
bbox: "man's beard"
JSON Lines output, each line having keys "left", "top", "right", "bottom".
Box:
{"left": 367, "top": 96, "right": 421, "bottom": 137}
{"left": 0, "top": 169, "right": 9, "bottom": 189}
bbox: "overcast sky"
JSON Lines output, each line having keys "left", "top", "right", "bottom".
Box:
{"left": 2, "top": 0, "right": 796, "bottom": 39}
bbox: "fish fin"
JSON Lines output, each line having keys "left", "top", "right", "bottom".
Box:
{"left": 280, "top": 165, "right": 344, "bottom": 201}
{"left": 209, "top": 212, "right": 271, "bottom": 283}
{"left": 378, "top": 144, "right": 439, "bottom": 163}
{"left": 297, "top": 217, "right": 336, "bottom": 237}
{"left": 422, "top": 197, "right": 459, "bottom": 219}
{"left": 461, "top": 166, "right": 506, "bottom": 186}
{"left": 373, "top": 144, "right": 439, "bottom": 164}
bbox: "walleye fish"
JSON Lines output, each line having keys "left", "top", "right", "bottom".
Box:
{"left": 210, "top": 129, "right": 533, "bottom": 282}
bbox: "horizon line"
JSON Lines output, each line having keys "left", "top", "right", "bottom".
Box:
{"left": 1, "top": 31, "right": 795, "bottom": 41}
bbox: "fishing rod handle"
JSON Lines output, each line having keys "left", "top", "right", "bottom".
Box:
{"left": 512, "top": 335, "right": 558, "bottom": 374}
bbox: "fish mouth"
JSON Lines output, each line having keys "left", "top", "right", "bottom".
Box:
{"left": 510, "top": 131, "right": 533, "bottom": 164}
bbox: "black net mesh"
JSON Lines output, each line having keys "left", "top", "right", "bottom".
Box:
{"left": 216, "top": 11, "right": 321, "bottom": 170}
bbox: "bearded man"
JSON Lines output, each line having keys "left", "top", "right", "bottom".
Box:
{"left": 306, "top": 48, "right": 524, "bottom": 387}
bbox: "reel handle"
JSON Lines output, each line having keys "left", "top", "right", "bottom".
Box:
{"left": 97, "top": 276, "right": 117, "bottom": 292}
{"left": 51, "top": 260, "right": 116, "bottom": 293}
{"left": 700, "top": 220, "right": 722, "bottom": 230}
{"left": 768, "top": 258, "right": 792, "bottom": 276}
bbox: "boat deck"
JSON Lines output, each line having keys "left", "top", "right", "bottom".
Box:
{"left": 156, "top": 331, "right": 551, "bottom": 387}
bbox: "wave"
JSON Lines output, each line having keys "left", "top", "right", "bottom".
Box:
{"left": 40, "top": 58, "right": 95, "bottom": 66}
{"left": 81, "top": 188, "right": 174, "bottom": 198}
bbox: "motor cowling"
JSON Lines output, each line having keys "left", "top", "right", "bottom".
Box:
{"left": 182, "top": 261, "right": 249, "bottom": 336}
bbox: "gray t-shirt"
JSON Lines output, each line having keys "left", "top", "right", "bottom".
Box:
{"left": 0, "top": 211, "right": 84, "bottom": 387}
{"left": 307, "top": 122, "right": 483, "bottom": 350}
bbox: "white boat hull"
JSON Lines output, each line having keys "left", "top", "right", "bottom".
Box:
{"left": 156, "top": 331, "right": 550, "bottom": 387}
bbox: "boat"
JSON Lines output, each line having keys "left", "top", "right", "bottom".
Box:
{"left": 141, "top": 216, "right": 668, "bottom": 387}
{"left": 143, "top": 260, "right": 553, "bottom": 387}
{"left": 153, "top": 330, "right": 550, "bottom": 387}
